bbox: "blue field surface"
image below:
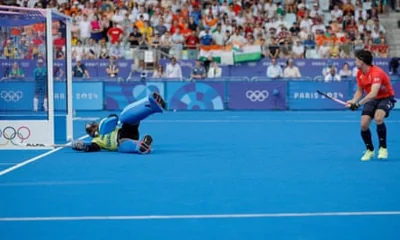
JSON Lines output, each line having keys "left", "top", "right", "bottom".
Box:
{"left": 1, "top": 111, "right": 400, "bottom": 239}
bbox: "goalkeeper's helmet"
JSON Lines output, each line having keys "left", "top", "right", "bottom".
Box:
{"left": 85, "top": 121, "right": 99, "bottom": 138}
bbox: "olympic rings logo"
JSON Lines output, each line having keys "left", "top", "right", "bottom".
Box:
{"left": 0, "top": 126, "right": 31, "bottom": 146}
{"left": 0, "top": 90, "right": 23, "bottom": 102}
{"left": 246, "top": 90, "right": 269, "bottom": 102}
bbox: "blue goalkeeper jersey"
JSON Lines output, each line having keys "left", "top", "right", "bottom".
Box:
{"left": 34, "top": 67, "right": 47, "bottom": 86}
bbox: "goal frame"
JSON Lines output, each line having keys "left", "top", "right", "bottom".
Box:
{"left": 0, "top": 7, "right": 73, "bottom": 149}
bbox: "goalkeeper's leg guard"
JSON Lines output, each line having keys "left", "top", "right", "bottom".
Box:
{"left": 120, "top": 92, "right": 166, "bottom": 125}
{"left": 118, "top": 135, "right": 153, "bottom": 154}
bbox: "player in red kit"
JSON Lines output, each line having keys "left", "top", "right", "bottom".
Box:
{"left": 346, "top": 50, "right": 396, "bottom": 161}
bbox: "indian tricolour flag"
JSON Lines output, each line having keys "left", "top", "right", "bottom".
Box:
{"left": 198, "top": 44, "right": 262, "bottom": 65}
{"left": 233, "top": 45, "right": 263, "bottom": 63}
{"left": 198, "top": 45, "right": 228, "bottom": 63}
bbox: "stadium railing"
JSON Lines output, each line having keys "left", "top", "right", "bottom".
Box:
{"left": 1, "top": 77, "right": 399, "bottom": 112}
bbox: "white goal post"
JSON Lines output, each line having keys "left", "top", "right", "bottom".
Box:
{"left": 0, "top": 7, "right": 73, "bottom": 150}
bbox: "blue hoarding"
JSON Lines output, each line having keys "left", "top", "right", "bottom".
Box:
{"left": 166, "top": 82, "right": 225, "bottom": 110}
{"left": 0, "top": 81, "right": 103, "bottom": 111}
{"left": 2, "top": 79, "right": 399, "bottom": 112}
{"left": 54, "top": 82, "right": 104, "bottom": 111}
{"left": 0, "top": 82, "right": 36, "bottom": 111}
{"left": 288, "top": 81, "right": 350, "bottom": 110}
{"left": 104, "top": 82, "right": 164, "bottom": 110}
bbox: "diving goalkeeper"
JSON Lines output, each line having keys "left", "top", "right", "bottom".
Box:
{"left": 71, "top": 92, "right": 166, "bottom": 154}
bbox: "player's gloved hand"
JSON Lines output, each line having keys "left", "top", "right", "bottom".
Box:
{"left": 72, "top": 140, "right": 87, "bottom": 151}
{"left": 349, "top": 103, "right": 361, "bottom": 111}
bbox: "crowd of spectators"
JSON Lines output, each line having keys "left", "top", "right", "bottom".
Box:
{"left": 0, "top": 0, "right": 397, "bottom": 62}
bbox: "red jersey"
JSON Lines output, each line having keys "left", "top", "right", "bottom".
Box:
{"left": 107, "top": 27, "right": 124, "bottom": 44}
{"left": 356, "top": 65, "right": 395, "bottom": 99}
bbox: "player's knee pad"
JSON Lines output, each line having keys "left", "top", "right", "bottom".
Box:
{"left": 118, "top": 135, "right": 153, "bottom": 154}
{"left": 119, "top": 92, "right": 164, "bottom": 124}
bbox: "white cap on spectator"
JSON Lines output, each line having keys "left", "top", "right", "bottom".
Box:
{"left": 76, "top": 56, "right": 81, "bottom": 62}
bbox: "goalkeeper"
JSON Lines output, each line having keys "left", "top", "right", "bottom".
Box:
{"left": 72, "top": 92, "right": 166, "bottom": 154}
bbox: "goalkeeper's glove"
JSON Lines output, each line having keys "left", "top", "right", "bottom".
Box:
{"left": 350, "top": 103, "right": 361, "bottom": 111}
{"left": 72, "top": 140, "right": 88, "bottom": 151}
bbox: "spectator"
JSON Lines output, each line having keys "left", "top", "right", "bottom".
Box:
{"left": 191, "top": 59, "right": 206, "bottom": 79}
{"left": 171, "top": 28, "right": 185, "bottom": 55}
{"left": 199, "top": 27, "right": 213, "bottom": 46}
{"left": 283, "top": 59, "right": 301, "bottom": 78}
{"left": 377, "top": 38, "right": 389, "bottom": 58}
{"left": 98, "top": 40, "right": 110, "bottom": 59}
{"left": 207, "top": 61, "right": 222, "bottom": 78}
{"left": 154, "top": 18, "right": 168, "bottom": 36}
{"left": 310, "top": 3, "right": 324, "bottom": 19}
{"left": 72, "top": 57, "right": 90, "bottom": 79}
{"left": 186, "top": 31, "right": 200, "bottom": 50}
{"left": 53, "top": 32, "right": 66, "bottom": 51}
{"left": 152, "top": 65, "right": 165, "bottom": 78}
{"left": 9, "top": 62, "right": 24, "bottom": 78}
{"left": 107, "top": 23, "right": 124, "bottom": 44}
{"left": 267, "top": 58, "right": 283, "bottom": 79}
{"left": 268, "top": 37, "right": 280, "bottom": 59}
{"left": 165, "top": 57, "right": 182, "bottom": 79}
{"left": 318, "top": 41, "right": 331, "bottom": 59}
{"left": 324, "top": 67, "right": 341, "bottom": 82}
{"left": 128, "top": 27, "right": 142, "bottom": 48}
{"left": 79, "top": 14, "right": 91, "bottom": 44}
{"left": 322, "top": 60, "right": 337, "bottom": 78}
{"left": 109, "top": 42, "right": 124, "bottom": 59}
{"left": 3, "top": 40, "right": 16, "bottom": 59}
{"left": 85, "top": 39, "right": 99, "bottom": 59}
{"left": 212, "top": 24, "right": 225, "bottom": 46}
{"left": 292, "top": 40, "right": 305, "bottom": 58}
{"left": 106, "top": 57, "right": 119, "bottom": 78}
{"left": 340, "top": 38, "right": 353, "bottom": 58}
{"left": 338, "top": 63, "right": 353, "bottom": 78}
{"left": 280, "top": 40, "right": 292, "bottom": 59}
{"left": 72, "top": 39, "right": 85, "bottom": 59}
{"left": 160, "top": 31, "right": 173, "bottom": 57}
{"left": 90, "top": 14, "right": 104, "bottom": 42}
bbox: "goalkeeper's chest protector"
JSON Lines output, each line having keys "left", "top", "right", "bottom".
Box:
{"left": 92, "top": 128, "right": 120, "bottom": 151}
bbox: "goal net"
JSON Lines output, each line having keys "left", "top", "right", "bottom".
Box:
{"left": 0, "top": 7, "right": 73, "bottom": 149}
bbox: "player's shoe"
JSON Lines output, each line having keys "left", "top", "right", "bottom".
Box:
{"left": 152, "top": 92, "right": 166, "bottom": 109}
{"left": 138, "top": 135, "right": 153, "bottom": 154}
{"left": 361, "top": 150, "right": 375, "bottom": 161}
{"left": 378, "top": 147, "right": 388, "bottom": 160}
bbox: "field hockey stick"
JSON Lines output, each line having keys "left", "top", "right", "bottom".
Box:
{"left": 316, "top": 90, "right": 347, "bottom": 106}
{"left": 15, "top": 142, "right": 73, "bottom": 148}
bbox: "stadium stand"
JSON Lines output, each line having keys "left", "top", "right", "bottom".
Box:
{"left": 0, "top": 0, "right": 399, "bottom": 79}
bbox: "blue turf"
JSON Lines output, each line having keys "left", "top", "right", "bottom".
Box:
{"left": 1, "top": 111, "right": 400, "bottom": 239}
